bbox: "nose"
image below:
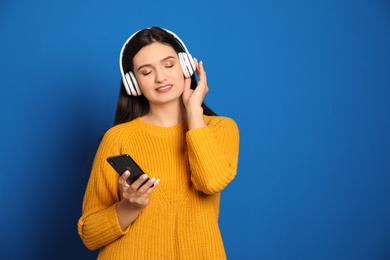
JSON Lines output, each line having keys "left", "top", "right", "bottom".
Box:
{"left": 154, "top": 68, "right": 166, "bottom": 83}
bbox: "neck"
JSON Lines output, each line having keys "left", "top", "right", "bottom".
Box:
{"left": 142, "top": 100, "right": 187, "bottom": 127}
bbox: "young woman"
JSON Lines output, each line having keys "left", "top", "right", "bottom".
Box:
{"left": 78, "top": 27, "right": 239, "bottom": 259}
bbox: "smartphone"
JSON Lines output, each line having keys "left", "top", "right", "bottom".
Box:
{"left": 106, "top": 154, "right": 151, "bottom": 187}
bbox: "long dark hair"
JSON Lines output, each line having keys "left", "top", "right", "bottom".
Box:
{"left": 114, "top": 27, "right": 216, "bottom": 126}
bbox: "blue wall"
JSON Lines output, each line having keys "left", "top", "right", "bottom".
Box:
{"left": 1, "top": 0, "right": 390, "bottom": 259}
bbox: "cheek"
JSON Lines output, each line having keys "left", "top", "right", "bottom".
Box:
{"left": 175, "top": 66, "right": 184, "bottom": 78}
{"left": 136, "top": 76, "right": 152, "bottom": 90}
{"left": 175, "top": 76, "right": 186, "bottom": 91}
{"left": 137, "top": 79, "right": 156, "bottom": 100}
{"left": 173, "top": 68, "right": 185, "bottom": 83}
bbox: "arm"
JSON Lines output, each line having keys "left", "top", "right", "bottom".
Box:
{"left": 186, "top": 117, "right": 239, "bottom": 194}
{"left": 77, "top": 129, "right": 159, "bottom": 250}
{"left": 77, "top": 131, "right": 125, "bottom": 250}
{"left": 78, "top": 131, "right": 125, "bottom": 250}
{"left": 182, "top": 59, "right": 239, "bottom": 194}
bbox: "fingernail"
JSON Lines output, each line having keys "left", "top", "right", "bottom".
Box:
{"left": 124, "top": 171, "right": 130, "bottom": 176}
{"left": 150, "top": 177, "right": 156, "bottom": 183}
{"left": 142, "top": 174, "right": 148, "bottom": 180}
{"left": 155, "top": 179, "right": 160, "bottom": 185}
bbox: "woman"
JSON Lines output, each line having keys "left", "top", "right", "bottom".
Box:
{"left": 78, "top": 27, "right": 239, "bottom": 259}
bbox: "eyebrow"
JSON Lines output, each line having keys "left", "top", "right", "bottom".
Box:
{"left": 137, "top": 56, "right": 176, "bottom": 71}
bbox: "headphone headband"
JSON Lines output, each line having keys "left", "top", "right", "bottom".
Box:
{"left": 119, "top": 27, "right": 195, "bottom": 96}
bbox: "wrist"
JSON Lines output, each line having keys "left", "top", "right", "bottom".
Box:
{"left": 118, "top": 198, "right": 144, "bottom": 211}
{"left": 187, "top": 107, "right": 206, "bottom": 130}
{"left": 186, "top": 106, "right": 204, "bottom": 118}
{"left": 117, "top": 199, "right": 143, "bottom": 231}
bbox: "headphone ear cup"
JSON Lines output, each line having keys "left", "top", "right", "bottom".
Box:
{"left": 122, "top": 73, "right": 132, "bottom": 95}
{"left": 129, "top": 72, "right": 142, "bottom": 96}
{"left": 186, "top": 52, "right": 196, "bottom": 75}
{"left": 125, "top": 72, "right": 137, "bottom": 96}
{"left": 179, "top": 52, "right": 195, "bottom": 78}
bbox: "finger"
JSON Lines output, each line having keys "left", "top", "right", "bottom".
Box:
{"left": 137, "top": 178, "right": 160, "bottom": 198}
{"left": 199, "top": 61, "right": 207, "bottom": 84}
{"left": 118, "top": 170, "right": 130, "bottom": 186}
{"left": 199, "top": 61, "right": 208, "bottom": 93}
{"left": 130, "top": 174, "right": 149, "bottom": 190}
{"left": 193, "top": 61, "right": 206, "bottom": 94}
{"left": 194, "top": 57, "right": 204, "bottom": 81}
{"left": 193, "top": 57, "right": 199, "bottom": 70}
{"left": 195, "top": 61, "right": 202, "bottom": 81}
{"left": 137, "top": 177, "right": 159, "bottom": 193}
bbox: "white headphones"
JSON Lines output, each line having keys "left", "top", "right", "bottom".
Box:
{"left": 119, "top": 28, "right": 196, "bottom": 96}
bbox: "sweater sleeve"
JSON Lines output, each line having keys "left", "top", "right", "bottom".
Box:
{"left": 78, "top": 129, "right": 129, "bottom": 250}
{"left": 186, "top": 117, "right": 239, "bottom": 195}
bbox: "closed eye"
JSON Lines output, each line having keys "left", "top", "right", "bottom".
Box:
{"left": 164, "top": 59, "right": 175, "bottom": 68}
{"left": 140, "top": 68, "right": 152, "bottom": 76}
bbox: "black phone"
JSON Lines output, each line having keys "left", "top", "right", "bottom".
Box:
{"left": 106, "top": 154, "right": 151, "bottom": 187}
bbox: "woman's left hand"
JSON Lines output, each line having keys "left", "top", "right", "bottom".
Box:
{"left": 182, "top": 58, "right": 209, "bottom": 112}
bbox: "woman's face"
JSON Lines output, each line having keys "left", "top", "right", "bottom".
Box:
{"left": 132, "top": 41, "right": 185, "bottom": 106}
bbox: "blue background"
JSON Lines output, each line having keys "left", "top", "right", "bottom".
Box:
{"left": 1, "top": 0, "right": 390, "bottom": 259}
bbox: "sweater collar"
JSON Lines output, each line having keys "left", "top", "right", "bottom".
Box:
{"left": 132, "top": 117, "right": 188, "bottom": 136}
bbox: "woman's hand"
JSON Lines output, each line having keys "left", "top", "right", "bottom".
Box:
{"left": 182, "top": 58, "right": 209, "bottom": 112}
{"left": 116, "top": 171, "right": 159, "bottom": 231}
{"left": 182, "top": 58, "right": 208, "bottom": 130}
{"left": 118, "top": 171, "right": 159, "bottom": 209}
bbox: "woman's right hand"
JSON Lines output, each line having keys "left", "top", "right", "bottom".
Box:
{"left": 116, "top": 171, "right": 159, "bottom": 231}
{"left": 118, "top": 171, "right": 159, "bottom": 209}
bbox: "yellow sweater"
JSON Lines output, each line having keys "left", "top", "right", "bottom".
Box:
{"left": 78, "top": 116, "right": 239, "bottom": 259}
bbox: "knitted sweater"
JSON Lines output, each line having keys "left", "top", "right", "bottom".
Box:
{"left": 78, "top": 115, "right": 239, "bottom": 259}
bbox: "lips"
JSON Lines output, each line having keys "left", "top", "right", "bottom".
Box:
{"left": 156, "top": 84, "right": 173, "bottom": 93}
